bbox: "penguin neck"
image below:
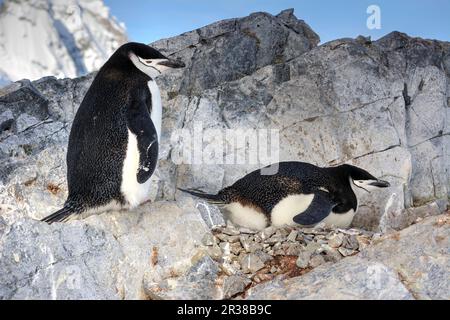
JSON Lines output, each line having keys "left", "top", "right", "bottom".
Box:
{"left": 147, "top": 79, "right": 162, "bottom": 142}
{"left": 348, "top": 177, "right": 360, "bottom": 210}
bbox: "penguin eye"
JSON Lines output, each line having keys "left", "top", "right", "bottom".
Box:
{"left": 137, "top": 57, "right": 153, "bottom": 66}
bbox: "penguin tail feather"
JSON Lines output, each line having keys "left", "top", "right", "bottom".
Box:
{"left": 177, "top": 188, "right": 225, "bottom": 205}
{"left": 41, "top": 206, "right": 76, "bottom": 224}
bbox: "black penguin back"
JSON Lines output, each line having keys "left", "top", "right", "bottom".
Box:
{"left": 66, "top": 49, "right": 151, "bottom": 208}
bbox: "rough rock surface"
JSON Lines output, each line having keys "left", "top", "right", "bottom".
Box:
{"left": 0, "top": 9, "right": 449, "bottom": 299}
{"left": 0, "top": 198, "right": 210, "bottom": 299}
{"left": 246, "top": 214, "right": 450, "bottom": 300}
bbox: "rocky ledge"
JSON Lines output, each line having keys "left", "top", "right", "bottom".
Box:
{"left": 0, "top": 9, "right": 449, "bottom": 299}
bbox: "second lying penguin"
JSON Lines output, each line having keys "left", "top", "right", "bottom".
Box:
{"left": 179, "top": 161, "right": 390, "bottom": 230}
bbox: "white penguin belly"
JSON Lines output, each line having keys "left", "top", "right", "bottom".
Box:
{"left": 225, "top": 202, "right": 268, "bottom": 230}
{"left": 120, "top": 80, "right": 162, "bottom": 208}
{"left": 121, "top": 129, "right": 153, "bottom": 208}
{"left": 147, "top": 80, "right": 162, "bottom": 142}
{"left": 321, "top": 209, "right": 356, "bottom": 228}
{"left": 270, "top": 194, "right": 315, "bottom": 227}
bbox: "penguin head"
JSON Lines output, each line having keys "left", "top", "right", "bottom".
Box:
{"left": 109, "top": 42, "right": 185, "bottom": 79}
{"left": 341, "top": 164, "right": 390, "bottom": 192}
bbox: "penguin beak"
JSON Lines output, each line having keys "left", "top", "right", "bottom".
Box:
{"left": 369, "top": 179, "right": 390, "bottom": 188}
{"left": 157, "top": 58, "right": 185, "bottom": 69}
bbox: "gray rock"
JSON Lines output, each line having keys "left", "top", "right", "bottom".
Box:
{"left": 152, "top": 9, "right": 319, "bottom": 95}
{"left": 342, "top": 235, "right": 359, "bottom": 250}
{"left": 240, "top": 253, "right": 265, "bottom": 274}
{"left": 309, "top": 254, "right": 326, "bottom": 268}
{"left": 202, "top": 233, "right": 216, "bottom": 246}
{"left": 327, "top": 233, "right": 344, "bottom": 248}
{"left": 206, "top": 244, "right": 223, "bottom": 261}
{"left": 248, "top": 259, "right": 413, "bottom": 300}
{"left": 0, "top": 219, "right": 122, "bottom": 299}
{"left": 230, "top": 242, "right": 243, "bottom": 255}
{"left": 222, "top": 275, "right": 251, "bottom": 299}
{"left": 338, "top": 247, "right": 357, "bottom": 257}
{"left": 195, "top": 201, "right": 226, "bottom": 229}
{"left": 381, "top": 201, "right": 442, "bottom": 232}
{"left": 253, "top": 250, "right": 273, "bottom": 263}
{"left": 246, "top": 214, "right": 450, "bottom": 300}
{"left": 238, "top": 227, "right": 258, "bottom": 234}
{"left": 320, "top": 245, "right": 343, "bottom": 263}
{"left": 240, "top": 236, "right": 263, "bottom": 253}
{"left": 284, "top": 243, "right": 303, "bottom": 256}
{"left": 220, "top": 227, "right": 240, "bottom": 236}
{"left": 264, "top": 235, "right": 285, "bottom": 245}
{"left": 219, "top": 242, "right": 231, "bottom": 256}
{"left": 0, "top": 199, "right": 210, "bottom": 300}
{"left": 358, "top": 214, "right": 450, "bottom": 299}
{"left": 226, "top": 235, "right": 241, "bottom": 243}
{"left": 296, "top": 251, "right": 311, "bottom": 269}
{"left": 260, "top": 226, "right": 277, "bottom": 240}
{"left": 145, "top": 255, "right": 221, "bottom": 300}
{"left": 287, "top": 230, "right": 298, "bottom": 242}
{"left": 220, "top": 260, "right": 241, "bottom": 276}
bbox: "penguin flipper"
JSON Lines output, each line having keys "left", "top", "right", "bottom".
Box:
{"left": 136, "top": 138, "right": 158, "bottom": 184}
{"left": 293, "top": 191, "right": 336, "bottom": 226}
{"left": 127, "top": 99, "right": 159, "bottom": 184}
{"left": 41, "top": 206, "right": 76, "bottom": 224}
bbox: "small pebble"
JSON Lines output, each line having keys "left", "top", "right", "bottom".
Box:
{"left": 320, "top": 245, "right": 342, "bottom": 262}
{"left": 265, "top": 236, "right": 284, "bottom": 245}
{"left": 296, "top": 251, "right": 311, "bottom": 268}
{"left": 260, "top": 226, "right": 277, "bottom": 240}
{"left": 252, "top": 273, "right": 273, "bottom": 283}
{"left": 215, "top": 233, "right": 229, "bottom": 242}
{"left": 285, "top": 243, "right": 303, "bottom": 256}
{"left": 240, "top": 253, "right": 265, "bottom": 274}
{"left": 219, "top": 242, "right": 231, "bottom": 255}
{"left": 287, "top": 230, "right": 298, "bottom": 242}
{"left": 238, "top": 227, "right": 258, "bottom": 234}
{"left": 221, "top": 261, "right": 240, "bottom": 276}
{"left": 304, "top": 241, "right": 321, "bottom": 254}
{"left": 227, "top": 235, "right": 241, "bottom": 243}
{"left": 342, "top": 235, "right": 359, "bottom": 250}
{"left": 230, "top": 242, "right": 243, "bottom": 255}
{"left": 356, "top": 235, "right": 371, "bottom": 250}
{"left": 275, "top": 228, "right": 289, "bottom": 238}
{"left": 201, "top": 233, "right": 216, "bottom": 246}
{"left": 221, "top": 227, "right": 240, "bottom": 236}
{"left": 253, "top": 250, "right": 273, "bottom": 263}
{"left": 206, "top": 244, "right": 223, "bottom": 261}
{"left": 327, "top": 233, "right": 344, "bottom": 248}
{"left": 338, "top": 247, "right": 356, "bottom": 257}
{"left": 309, "top": 254, "right": 326, "bottom": 268}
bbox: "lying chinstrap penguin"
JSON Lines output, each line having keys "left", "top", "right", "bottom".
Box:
{"left": 179, "top": 161, "right": 390, "bottom": 230}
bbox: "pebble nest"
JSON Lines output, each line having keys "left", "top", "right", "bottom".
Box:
{"left": 202, "top": 222, "right": 380, "bottom": 298}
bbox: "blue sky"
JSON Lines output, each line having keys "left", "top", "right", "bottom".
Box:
{"left": 105, "top": 0, "right": 450, "bottom": 44}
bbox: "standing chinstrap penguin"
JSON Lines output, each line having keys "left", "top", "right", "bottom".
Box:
{"left": 41, "top": 42, "right": 185, "bottom": 223}
{"left": 179, "top": 161, "right": 390, "bottom": 230}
